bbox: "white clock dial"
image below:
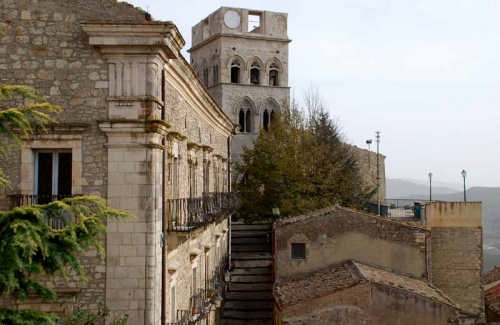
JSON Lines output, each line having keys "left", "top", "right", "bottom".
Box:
{"left": 224, "top": 10, "right": 240, "bottom": 29}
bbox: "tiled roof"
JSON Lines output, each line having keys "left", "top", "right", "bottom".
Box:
{"left": 274, "top": 261, "right": 362, "bottom": 307}
{"left": 352, "top": 262, "right": 458, "bottom": 308}
{"left": 483, "top": 266, "right": 500, "bottom": 284}
{"left": 274, "top": 260, "right": 459, "bottom": 311}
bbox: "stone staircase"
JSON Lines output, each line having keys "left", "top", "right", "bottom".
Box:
{"left": 221, "top": 222, "right": 273, "bottom": 325}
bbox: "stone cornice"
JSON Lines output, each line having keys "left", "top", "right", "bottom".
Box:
{"left": 189, "top": 33, "right": 291, "bottom": 53}
{"left": 167, "top": 131, "right": 187, "bottom": 141}
{"left": 81, "top": 22, "right": 185, "bottom": 60}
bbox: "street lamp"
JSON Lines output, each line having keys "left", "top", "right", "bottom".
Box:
{"left": 428, "top": 172, "right": 432, "bottom": 201}
{"left": 366, "top": 139, "right": 372, "bottom": 169}
{"left": 376, "top": 131, "right": 381, "bottom": 216}
{"left": 461, "top": 169, "right": 467, "bottom": 202}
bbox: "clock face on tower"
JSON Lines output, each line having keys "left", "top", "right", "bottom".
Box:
{"left": 224, "top": 10, "right": 241, "bottom": 29}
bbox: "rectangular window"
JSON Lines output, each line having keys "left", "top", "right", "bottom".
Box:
{"left": 35, "top": 151, "right": 72, "bottom": 204}
{"left": 291, "top": 243, "right": 306, "bottom": 259}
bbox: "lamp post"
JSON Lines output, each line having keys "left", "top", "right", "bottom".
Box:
{"left": 461, "top": 169, "right": 467, "bottom": 202}
{"left": 376, "top": 131, "right": 381, "bottom": 216}
{"left": 428, "top": 172, "right": 432, "bottom": 201}
{"left": 366, "top": 139, "right": 372, "bottom": 169}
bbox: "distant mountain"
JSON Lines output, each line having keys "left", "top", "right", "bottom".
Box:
{"left": 387, "top": 179, "right": 500, "bottom": 271}
{"left": 387, "top": 178, "right": 460, "bottom": 199}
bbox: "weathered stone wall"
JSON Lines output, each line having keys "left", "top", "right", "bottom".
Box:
{"left": 274, "top": 207, "right": 428, "bottom": 280}
{"left": 1, "top": 2, "right": 235, "bottom": 324}
{"left": 348, "top": 145, "right": 386, "bottom": 202}
{"left": 426, "top": 202, "right": 483, "bottom": 316}
{"left": 0, "top": 0, "right": 148, "bottom": 314}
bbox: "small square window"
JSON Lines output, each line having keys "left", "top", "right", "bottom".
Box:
{"left": 291, "top": 243, "right": 306, "bottom": 259}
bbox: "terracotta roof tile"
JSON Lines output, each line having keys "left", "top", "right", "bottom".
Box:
{"left": 274, "top": 261, "right": 362, "bottom": 307}
{"left": 274, "top": 260, "right": 460, "bottom": 311}
{"left": 352, "top": 262, "right": 458, "bottom": 308}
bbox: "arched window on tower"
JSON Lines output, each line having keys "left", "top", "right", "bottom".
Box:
{"left": 238, "top": 108, "right": 252, "bottom": 133}
{"left": 269, "top": 62, "right": 280, "bottom": 86}
{"left": 231, "top": 60, "right": 241, "bottom": 83}
{"left": 250, "top": 61, "right": 260, "bottom": 85}
{"left": 239, "top": 110, "right": 245, "bottom": 132}
{"left": 245, "top": 109, "right": 251, "bottom": 132}
{"left": 263, "top": 109, "right": 270, "bottom": 131}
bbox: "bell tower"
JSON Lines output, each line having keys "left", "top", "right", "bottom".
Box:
{"left": 189, "top": 7, "right": 291, "bottom": 164}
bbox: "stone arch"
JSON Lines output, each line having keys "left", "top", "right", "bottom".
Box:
{"left": 266, "top": 58, "right": 283, "bottom": 86}
{"left": 247, "top": 56, "right": 264, "bottom": 85}
{"left": 227, "top": 55, "right": 245, "bottom": 84}
{"left": 262, "top": 97, "right": 280, "bottom": 131}
{"left": 237, "top": 97, "right": 256, "bottom": 133}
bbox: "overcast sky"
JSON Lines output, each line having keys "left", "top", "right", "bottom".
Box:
{"left": 126, "top": 0, "right": 500, "bottom": 188}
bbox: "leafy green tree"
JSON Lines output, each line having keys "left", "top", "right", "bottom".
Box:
{"left": 235, "top": 91, "right": 374, "bottom": 220}
{"left": 0, "top": 84, "right": 130, "bottom": 324}
{"left": 236, "top": 113, "right": 305, "bottom": 219}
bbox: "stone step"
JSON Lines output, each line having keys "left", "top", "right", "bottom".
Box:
{"left": 221, "top": 310, "right": 272, "bottom": 320}
{"left": 224, "top": 300, "right": 273, "bottom": 311}
{"left": 232, "top": 236, "right": 270, "bottom": 244}
{"left": 232, "top": 252, "right": 272, "bottom": 260}
{"left": 231, "top": 231, "right": 271, "bottom": 238}
{"left": 230, "top": 282, "right": 273, "bottom": 291}
{"left": 233, "top": 259, "right": 272, "bottom": 268}
{"left": 231, "top": 223, "right": 273, "bottom": 231}
{"left": 232, "top": 244, "right": 271, "bottom": 252}
{"left": 230, "top": 267, "right": 271, "bottom": 276}
{"left": 231, "top": 274, "right": 272, "bottom": 283}
{"left": 220, "top": 318, "right": 273, "bottom": 325}
{"left": 225, "top": 291, "right": 273, "bottom": 300}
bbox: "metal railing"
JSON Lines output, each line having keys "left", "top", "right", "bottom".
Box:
{"left": 8, "top": 193, "right": 74, "bottom": 208}
{"left": 166, "top": 192, "right": 239, "bottom": 232}
{"left": 368, "top": 199, "right": 429, "bottom": 219}
{"left": 7, "top": 194, "right": 78, "bottom": 229}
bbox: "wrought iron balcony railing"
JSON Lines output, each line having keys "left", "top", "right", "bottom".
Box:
{"left": 166, "top": 192, "right": 239, "bottom": 232}
{"left": 8, "top": 193, "right": 75, "bottom": 208}
{"left": 6, "top": 194, "right": 78, "bottom": 229}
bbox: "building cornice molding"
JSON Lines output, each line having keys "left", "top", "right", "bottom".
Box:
{"left": 189, "top": 33, "right": 291, "bottom": 53}
{"left": 81, "top": 22, "right": 185, "bottom": 60}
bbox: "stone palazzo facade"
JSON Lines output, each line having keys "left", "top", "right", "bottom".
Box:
{"left": 0, "top": 1, "right": 236, "bottom": 324}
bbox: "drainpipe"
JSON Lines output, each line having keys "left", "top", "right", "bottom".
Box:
{"left": 227, "top": 135, "right": 232, "bottom": 270}
{"left": 160, "top": 73, "right": 167, "bottom": 324}
{"left": 161, "top": 135, "right": 166, "bottom": 325}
